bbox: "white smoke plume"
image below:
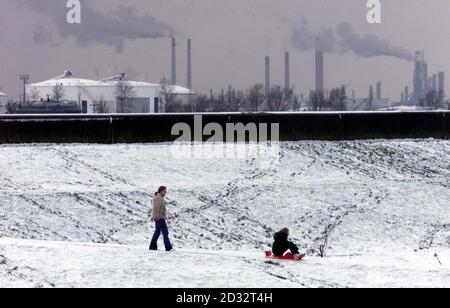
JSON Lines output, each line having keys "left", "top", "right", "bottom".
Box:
{"left": 16, "top": 0, "right": 174, "bottom": 52}
{"left": 291, "top": 19, "right": 413, "bottom": 62}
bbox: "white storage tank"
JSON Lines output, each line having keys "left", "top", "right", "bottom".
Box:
{"left": 26, "top": 70, "right": 194, "bottom": 114}
{"left": 27, "top": 71, "right": 117, "bottom": 113}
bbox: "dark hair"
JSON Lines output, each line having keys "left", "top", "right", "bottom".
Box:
{"left": 280, "top": 228, "right": 289, "bottom": 235}
{"left": 156, "top": 186, "right": 167, "bottom": 195}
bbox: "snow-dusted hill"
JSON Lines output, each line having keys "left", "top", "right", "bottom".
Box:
{"left": 1, "top": 238, "right": 448, "bottom": 288}
{"left": 0, "top": 140, "right": 449, "bottom": 287}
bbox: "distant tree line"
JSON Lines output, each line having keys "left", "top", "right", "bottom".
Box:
{"left": 421, "top": 89, "right": 447, "bottom": 110}
{"left": 164, "top": 83, "right": 353, "bottom": 113}
{"left": 309, "top": 86, "right": 348, "bottom": 111}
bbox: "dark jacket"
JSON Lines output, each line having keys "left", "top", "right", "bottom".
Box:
{"left": 272, "top": 231, "right": 299, "bottom": 257}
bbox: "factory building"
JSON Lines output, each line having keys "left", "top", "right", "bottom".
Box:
{"left": 402, "top": 54, "right": 445, "bottom": 106}
{"left": 347, "top": 83, "right": 390, "bottom": 111}
{"left": 410, "top": 52, "right": 446, "bottom": 106}
{"left": 347, "top": 98, "right": 391, "bottom": 111}
{"left": 25, "top": 71, "right": 193, "bottom": 114}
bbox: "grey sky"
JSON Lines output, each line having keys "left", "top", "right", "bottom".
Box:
{"left": 1, "top": 0, "right": 449, "bottom": 101}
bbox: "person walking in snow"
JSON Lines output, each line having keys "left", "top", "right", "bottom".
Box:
{"left": 149, "top": 186, "right": 173, "bottom": 252}
{"left": 272, "top": 228, "right": 304, "bottom": 259}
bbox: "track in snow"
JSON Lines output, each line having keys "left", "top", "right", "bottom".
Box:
{"left": 0, "top": 140, "right": 449, "bottom": 287}
{"left": 0, "top": 238, "right": 448, "bottom": 288}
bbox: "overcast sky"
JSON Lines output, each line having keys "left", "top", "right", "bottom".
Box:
{"left": 1, "top": 0, "right": 449, "bottom": 101}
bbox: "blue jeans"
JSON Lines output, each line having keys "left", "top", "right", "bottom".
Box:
{"left": 149, "top": 220, "right": 173, "bottom": 251}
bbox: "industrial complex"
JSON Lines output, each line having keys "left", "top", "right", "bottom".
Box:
{"left": 262, "top": 37, "right": 446, "bottom": 111}
{"left": 408, "top": 51, "right": 445, "bottom": 105}
{"left": 1, "top": 38, "right": 195, "bottom": 115}
{"left": 24, "top": 71, "right": 193, "bottom": 114}
{"left": 0, "top": 36, "right": 447, "bottom": 114}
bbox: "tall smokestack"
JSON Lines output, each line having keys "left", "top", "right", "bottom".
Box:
{"left": 376, "top": 81, "right": 382, "bottom": 100}
{"left": 171, "top": 37, "right": 176, "bottom": 85}
{"left": 315, "top": 38, "right": 324, "bottom": 93}
{"left": 432, "top": 74, "right": 437, "bottom": 92}
{"left": 438, "top": 71, "right": 445, "bottom": 96}
{"left": 284, "top": 51, "right": 290, "bottom": 90}
{"left": 187, "top": 39, "right": 192, "bottom": 90}
{"left": 405, "top": 86, "right": 409, "bottom": 103}
{"left": 265, "top": 56, "right": 270, "bottom": 97}
{"left": 228, "top": 85, "right": 233, "bottom": 103}
{"left": 414, "top": 51, "right": 427, "bottom": 104}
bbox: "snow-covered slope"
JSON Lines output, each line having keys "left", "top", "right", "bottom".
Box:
{"left": 0, "top": 141, "right": 449, "bottom": 287}
{"left": 1, "top": 238, "right": 448, "bottom": 288}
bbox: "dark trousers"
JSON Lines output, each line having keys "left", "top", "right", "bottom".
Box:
{"left": 273, "top": 241, "right": 299, "bottom": 257}
{"left": 149, "top": 220, "right": 173, "bottom": 251}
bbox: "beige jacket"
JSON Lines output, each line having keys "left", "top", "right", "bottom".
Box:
{"left": 152, "top": 193, "right": 167, "bottom": 221}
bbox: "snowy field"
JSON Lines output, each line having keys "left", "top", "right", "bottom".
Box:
{"left": 0, "top": 140, "right": 449, "bottom": 288}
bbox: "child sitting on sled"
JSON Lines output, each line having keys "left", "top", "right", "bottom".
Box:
{"left": 270, "top": 228, "right": 305, "bottom": 260}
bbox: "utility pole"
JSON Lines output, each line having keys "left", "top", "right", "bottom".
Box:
{"left": 187, "top": 39, "right": 193, "bottom": 112}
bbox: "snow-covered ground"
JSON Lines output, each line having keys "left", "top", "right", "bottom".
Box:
{"left": 1, "top": 238, "right": 448, "bottom": 288}
{"left": 0, "top": 141, "right": 449, "bottom": 287}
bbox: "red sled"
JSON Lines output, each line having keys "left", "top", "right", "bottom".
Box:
{"left": 265, "top": 251, "right": 305, "bottom": 261}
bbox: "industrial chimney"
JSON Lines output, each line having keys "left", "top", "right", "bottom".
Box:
{"left": 414, "top": 51, "right": 428, "bottom": 104}
{"left": 376, "top": 81, "right": 382, "bottom": 100}
{"left": 369, "top": 85, "right": 374, "bottom": 111}
{"left": 432, "top": 74, "right": 437, "bottom": 92}
{"left": 187, "top": 39, "right": 192, "bottom": 90}
{"left": 171, "top": 38, "right": 176, "bottom": 85}
{"left": 284, "top": 52, "right": 290, "bottom": 90}
{"left": 265, "top": 56, "right": 270, "bottom": 97}
{"left": 438, "top": 71, "right": 445, "bottom": 97}
{"left": 315, "top": 38, "right": 324, "bottom": 93}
